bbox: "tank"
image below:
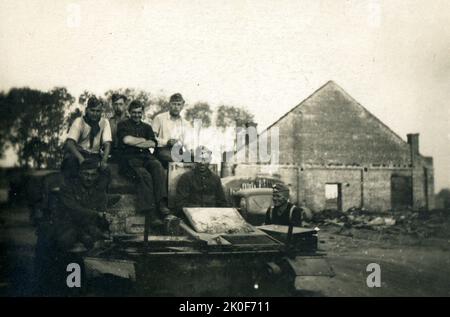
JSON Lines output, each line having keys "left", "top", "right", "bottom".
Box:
{"left": 29, "top": 162, "right": 334, "bottom": 296}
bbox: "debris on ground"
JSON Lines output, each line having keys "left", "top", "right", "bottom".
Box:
{"left": 306, "top": 208, "right": 450, "bottom": 239}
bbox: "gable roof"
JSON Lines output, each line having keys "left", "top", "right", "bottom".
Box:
{"left": 260, "top": 80, "right": 409, "bottom": 148}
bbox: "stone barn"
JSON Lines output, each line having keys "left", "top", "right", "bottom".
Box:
{"left": 234, "top": 81, "right": 434, "bottom": 212}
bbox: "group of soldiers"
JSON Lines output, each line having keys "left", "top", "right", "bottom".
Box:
{"left": 56, "top": 93, "right": 303, "bottom": 252}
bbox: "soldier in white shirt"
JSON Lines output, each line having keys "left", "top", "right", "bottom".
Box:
{"left": 152, "top": 93, "right": 190, "bottom": 168}
{"left": 62, "top": 97, "right": 112, "bottom": 180}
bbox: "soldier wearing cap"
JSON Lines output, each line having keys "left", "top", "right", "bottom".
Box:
{"left": 175, "top": 146, "right": 228, "bottom": 214}
{"left": 152, "top": 93, "right": 190, "bottom": 169}
{"left": 62, "top": 96, "right": 112, "bottom": 180}
{"left": 54, "top": 159, "right": 110, "bottom": 252}
{"left": 117, "top": 100, "right": 171, "bottom": 228}
{"left": 265, "top": 183, "right": 302, "bottom": 226}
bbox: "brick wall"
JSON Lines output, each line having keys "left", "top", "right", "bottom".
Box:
{"left": 235, "top": 81, "right": 434, "bottom": 212}
{"left": 271, "top": 81, "right": 412, "bottom": 167}
{"left": 299, "top": 167, "right": 362, "bottom": 211}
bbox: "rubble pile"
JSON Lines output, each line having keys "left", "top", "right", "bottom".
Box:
{"left": 306, "top": 208, "right": 450, "bottom": 238}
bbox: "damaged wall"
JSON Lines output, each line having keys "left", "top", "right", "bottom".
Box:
{"left": 235, "top": 81, "right": 435, "bottom": 212}
{"left": 299, "top": 167, "right": 362, "bottom": 212}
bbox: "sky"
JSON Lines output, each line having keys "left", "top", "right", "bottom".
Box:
{"left": 0, "top": 0, "right": 449, "bottom": 191}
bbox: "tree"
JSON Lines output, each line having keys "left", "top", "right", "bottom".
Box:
{"left": 148, "top": 95, "right": 171, "bottom": 120}
{"left": 0, "top": 91, "right": 20, "bottom": 157}
{"left": 65, "top": 108, "right": 83, "bottom": 133}
{"left": 22, "top": 137, "right": 48, "bottom": 170}
{"left": 2, "top": 87, "right": 75, "bottom": 169}
{"left": 184, "top": 102, "right": 213, "bottom": 127}
{"left": 215, "top": 105, "right": 255, "bottom": 129}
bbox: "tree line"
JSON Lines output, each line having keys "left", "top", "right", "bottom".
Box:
{"left": 0, "top": 87, "right": 255, "bottom": 169}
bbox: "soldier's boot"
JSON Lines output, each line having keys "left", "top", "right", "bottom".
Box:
{"left": 158, "top": 198, "right": 171, "bottom": 217}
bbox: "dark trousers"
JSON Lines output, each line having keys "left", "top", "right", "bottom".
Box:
{"left": 121, "top": 154, "right": 167, "bottom": 216}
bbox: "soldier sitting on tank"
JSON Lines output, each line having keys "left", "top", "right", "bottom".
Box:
{"left": 54, "top": 159, "right": 110, "bottom": 252}
{"left": 61, "top": 96, "right": 112, "bottom": 181}
{"left": 264, "top": 183, "right": 303, "bottom": 227}
{"left": 117, "top": 100, "right": 171, "bottom": 230}
{"left": 152, "top": 93, "right": 191, "bottom": 169}
{"left": 175, "top": 146, "right": 228, "bottom": 215}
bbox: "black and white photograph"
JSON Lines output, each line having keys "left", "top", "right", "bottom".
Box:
{"left": 0, "top": 0, "right": 449, "bottom": 300}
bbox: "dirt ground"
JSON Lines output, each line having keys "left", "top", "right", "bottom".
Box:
{"left": 313, "top": 229, "right": 450, "bottom": 296}
{"left": 1, "top": 204, "right": 449, "bottom": 297}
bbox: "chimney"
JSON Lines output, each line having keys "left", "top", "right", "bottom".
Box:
{"left": 407, "top": 133, "right": 419, "bottom": 155}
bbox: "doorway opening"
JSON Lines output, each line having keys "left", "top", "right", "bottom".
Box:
{"left": 325, "top": 183, "right": 342, "bottom": 211}
{"left": 391, "top": 175, "right": 412, "bottom": 210}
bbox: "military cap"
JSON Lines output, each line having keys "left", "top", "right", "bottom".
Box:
{"left": 169, "top": 93, "right": 184, "bottom": 103}
{"left": 79, "top": 159, "right": 99, "bottom": 170}
{"left": 86, "top": 96, "right": 102, "bottom": 109}
{"left": 272, "top": 183, "right": 290, "bottom": 194}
